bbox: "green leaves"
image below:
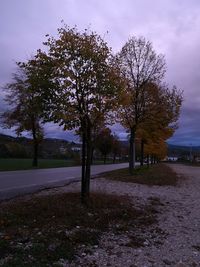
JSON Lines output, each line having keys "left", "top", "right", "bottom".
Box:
{"left": 40, "top": 25, "right": 121, "bottom": 132}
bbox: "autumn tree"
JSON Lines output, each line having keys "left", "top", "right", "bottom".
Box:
{"left": 1, "top": 62, "right": 45, "bottom": 167}
{"left": 39, "top": 26, "right": 121, "bottom": 201}
{"left": 117, "top": 36, "right": 166, "bottom": 174}
{"left": 90, "top": 120, "right": 106, "bottom": 164}
{"left": 112, "top": 134, "right": 121, "bottom": 163}
{"left": 136, "top": 83, "right": 183, "bottom": 165}
{"left": 95, "top": 127, "right": 114, "bottom": 164}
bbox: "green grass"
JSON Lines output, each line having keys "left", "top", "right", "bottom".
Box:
{"left": 102, "top": 163, "right": 179, "bottom": 186}
{"left": 92, "top": 159, "right": 126, "bottom": 165}
{"left": 0, "top": 158, "right": 128, "bottom": 171}
{"left": 0, "top": 192, "right": 158, "bottom": 266}
{"left": 0, "top": 158, "right": 78, "bottom": 171}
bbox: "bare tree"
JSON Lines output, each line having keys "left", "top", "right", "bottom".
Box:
{"left": 117, "top": 36, "right": 166, "bottom": 174}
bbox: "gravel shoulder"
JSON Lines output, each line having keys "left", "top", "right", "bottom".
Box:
{"left": 1, "top": 163, "right": 200, "bottom": 266}
{"left": 33, "top": 163, "right": 200, "bottom": 266}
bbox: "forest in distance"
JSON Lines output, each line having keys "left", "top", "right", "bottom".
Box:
{"left": 0, "top": 133, "right": 199, "bottom": 163}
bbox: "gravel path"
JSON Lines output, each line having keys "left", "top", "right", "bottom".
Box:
{"left": 29, "top": 164, "right": 200, "bottom": 266}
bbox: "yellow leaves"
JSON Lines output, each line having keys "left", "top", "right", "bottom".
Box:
{"left": 119, "top": 89, "right": 132, "bottom": 106}
{"left": 0, "top": 219, "right": 5, "bottom": 226}
{"left": 145, "top": 140, "right": 167, "bottom": 160}
{"left": 4, "top": 235, "right": 11, "bottom": 240}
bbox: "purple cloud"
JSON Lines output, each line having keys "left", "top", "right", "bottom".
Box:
{"left": 0, "top": 0, "right": 200, "bottom": 145}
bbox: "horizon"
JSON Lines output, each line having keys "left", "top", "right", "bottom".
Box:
{"left": 1, "top": 131, "right": 199, "bottom": 148}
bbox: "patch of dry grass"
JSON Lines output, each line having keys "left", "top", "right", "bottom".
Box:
{"left": 102, "top": 163, "right": 179, "bottom": 186}
{"left": 0, "top": 192, "right": 157, "bottom": 266}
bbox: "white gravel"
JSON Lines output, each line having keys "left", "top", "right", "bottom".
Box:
{"left": 7, "top": 163, "right": 200, "bottom": 267}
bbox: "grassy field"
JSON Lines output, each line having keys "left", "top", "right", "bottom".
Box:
{"left": 0, "top": 158, "right": 78, "bottom": 171}
{"left": 102, "top": 163, "right": 179, "bottom": 186}
{"left": 0, "top": 158, "right": 127, "bottom": 171}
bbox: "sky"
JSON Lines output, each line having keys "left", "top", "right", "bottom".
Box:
{"left": 0, "top": 0, "right": 200, "bottom": 146}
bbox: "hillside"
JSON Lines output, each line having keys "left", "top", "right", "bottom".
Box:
{"left": 1, "top": 133, "right": 200, "bottom": 159}
{"left": 167, "top": 144, "right": 200, "bottom": 156}
{"left": 0, "top": 133, "right": 80, "bottom": 159}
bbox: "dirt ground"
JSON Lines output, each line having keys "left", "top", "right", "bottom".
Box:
{"left": 34, "top": 163, "right": 200, "bottom": 267}
{"left": 1, "top": 164, "right": 200, "bottom": 267}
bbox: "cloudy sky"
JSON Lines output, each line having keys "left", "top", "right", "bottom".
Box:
{"left": 0, "top": 0, "right": 200, "bottom": 145}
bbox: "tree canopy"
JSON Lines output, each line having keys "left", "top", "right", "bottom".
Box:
{"left": 38, "top": 25, "right": 122, "bottom": 201}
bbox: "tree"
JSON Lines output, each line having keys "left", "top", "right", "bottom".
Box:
{"left": 96, "top": 127, "right": 114, "bottom": 164}
{"left": 40, "top": 25, "right": 121, "bottom": 201}
{"left": 136, "top": 83, "right": 183, "bottom": 165}
{"left": 111, "top": 134, "right": 121, "bottom": 163}
{"left": 117, "top": 36, "right": 166, "bottom": 174}
{"left": 1, "top": 63, "right": 44, "bottom": 167}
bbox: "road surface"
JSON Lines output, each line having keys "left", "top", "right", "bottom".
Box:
{"left": 0, "top": 163, "right": 131, "bottom": 200}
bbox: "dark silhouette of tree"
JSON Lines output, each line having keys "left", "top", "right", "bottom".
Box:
{"left": 111, "top": 134, "right": 121, "bottom": 163}
{"left": 1, "top": 63, "right": 44, "bottom": 167}
{"left": 96, "top": 128, "right": 114, "bottom": 164}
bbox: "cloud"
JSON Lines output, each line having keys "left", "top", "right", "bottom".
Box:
{"left": 0, "top": 0, "right": 200, "bottom": 144}
{"left": 44, "top": 123, "right": 79, "bottom": 142}
{"left": 168, "top": 104, "right": 200, "bottom": 145}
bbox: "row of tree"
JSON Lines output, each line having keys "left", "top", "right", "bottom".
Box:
{"left": 1, "top": 24, "right": 183, "bottom": 202}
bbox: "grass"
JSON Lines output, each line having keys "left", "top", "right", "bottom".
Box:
{"left": 92, "top": 159, "right": 123, "bottom": 165}
{"left": 102, "top": 163, "right": 179, "bottom": 186}
{"left": 0, "top": 192, "right": 158, "bottom": 266}
{"left": 0, "top": 158, "right": 78, "bottom": 171}
{"left": 0, "top": 158, "right": 127, "bottom": 171}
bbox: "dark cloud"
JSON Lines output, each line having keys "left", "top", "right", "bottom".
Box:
{"left": 169, "top": 105, "right": 200, "bottom": 145}
{"left": 44, "top": 123, "right": 79, "bottom": 142}
{"left": 0, "top": 0, "right": 200, "bottom": 145}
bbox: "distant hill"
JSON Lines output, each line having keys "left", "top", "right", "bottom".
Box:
{"left": 119, "top": 141, "right": 200, "bottom": 158}
{"left": 1, "top": 133, "right": 199, "bottom": 159}
{"left": 0, "top": 133, "right": 81, "bottom": 159}
{"left": 167, "top": 143, "right": 200, "bottom": 158}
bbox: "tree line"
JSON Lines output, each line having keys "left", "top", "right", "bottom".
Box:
{"left": 1, "top": 24, "right": 183, "bottom": 202}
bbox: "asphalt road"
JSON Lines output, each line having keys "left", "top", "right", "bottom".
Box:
{"left": 0, "top": 163, "right": 131, "bottom": 200}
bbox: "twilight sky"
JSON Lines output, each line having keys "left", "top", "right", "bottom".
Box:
{"left": 0, "top": 0, "right": 200, "bottom": 145}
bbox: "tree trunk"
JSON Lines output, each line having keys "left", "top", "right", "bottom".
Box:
{"left": 129, "top": 127, "right": 136, "bottom": 174}
{"left": 104, "top": 154, "right": 107, "bottom": 164}
{"left": 151, "top": 155, "right": 154, "bottom": 165}
{"left": 147, "top": 154, "right": 150, "bottom": 168}
{"left": 140, "top": 139, "right": 144, "bottom": 167}
{"left": 91, "top": 146, "right": 94, "bottom": 165}
{"left": 32, "top": 122, "right": 38, "bottom": 167}
{"left": 85, "top": 122, "right": 91, "bottom": 197}
{"left": 113, "top": 153, "right": 116, "bottom": 164}
{"left": 32, "top": 141, "right": 38, "bottom": 167}
{"left": 81, "top": 131, "right": 87, "bottom": 202}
